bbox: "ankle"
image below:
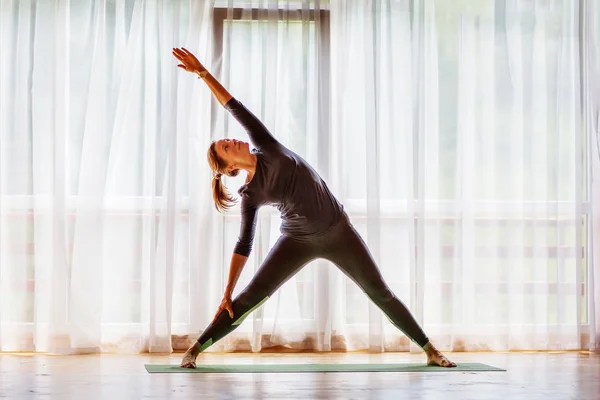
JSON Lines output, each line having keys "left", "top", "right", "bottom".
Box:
{"left": 190, "top": 341, "right": 203, "bottom": 354}
{"left": 424, "top": 343, "right": 443, "bottom": 357}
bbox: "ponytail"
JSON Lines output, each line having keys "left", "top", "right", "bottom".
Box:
{"left": 211, "top": 173, "right": 236, "bottom": 212}
{"left": 207, "top": 141, "right": 239, "bottom": 212}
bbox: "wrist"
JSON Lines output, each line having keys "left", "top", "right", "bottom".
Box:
{"left": 196, "top": 69, "right": 208, "bottom": 79}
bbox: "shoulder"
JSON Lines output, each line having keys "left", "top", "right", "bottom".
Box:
{"left": 252, "top": 142, "right": 288, "bottom": 160}
{"left": 237, "top": 185, "right": 254, "bottom": 200}
{"left": 237, "top": 184, "right": 261, "bottom": 207}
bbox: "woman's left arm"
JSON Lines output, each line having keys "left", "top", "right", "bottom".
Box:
{"left": 173, "top": 47, "right": 279, "bottom": 150}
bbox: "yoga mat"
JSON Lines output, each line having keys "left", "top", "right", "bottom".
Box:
{"left": 144, "top": 362, "right": 505, "bottom": 374}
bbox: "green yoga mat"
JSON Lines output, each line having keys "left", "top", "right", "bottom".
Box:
{"left": 144, "top": 362, "right": 505, "bottom": 374}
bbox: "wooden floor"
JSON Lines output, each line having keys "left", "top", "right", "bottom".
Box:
{"left": 0, "top": 351, "right": 598, "bottom": 399}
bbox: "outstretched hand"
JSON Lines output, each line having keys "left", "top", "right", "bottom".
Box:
{"left": 212, "top": 294, "right": 234, "bottom": 324}
{"left": 172, "top": 47, "right": 205, "bottom": 75}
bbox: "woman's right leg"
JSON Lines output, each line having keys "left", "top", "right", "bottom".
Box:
{"left": 181, "top": 235, "right": 315, "bottom": 367}
{"left": 323, "top": 216, "right": 455, "bottom": 367}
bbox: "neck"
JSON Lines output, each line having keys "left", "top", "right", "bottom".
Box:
{"left": 237, "top": 153, "right": 258, "bottom": 175}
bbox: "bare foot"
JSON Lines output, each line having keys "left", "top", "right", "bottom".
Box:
{"left": 425, "top": 345, "right": 456, "bottom": 368}
{"left": 180, "top": 345, "right": 199, "bottom": 369}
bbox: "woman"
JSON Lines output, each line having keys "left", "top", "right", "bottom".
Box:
{"left": 172, "top": 47, "right": 456, "bottom": 369}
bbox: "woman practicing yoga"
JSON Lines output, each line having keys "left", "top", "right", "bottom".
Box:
{"left": 172, "top": 47, "right": 456, "bottom": 369}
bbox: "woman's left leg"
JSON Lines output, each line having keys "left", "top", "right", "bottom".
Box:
{"left": 181, "top": 234, "right": 316, "bottom": 367}
{"left": 323, "top": 218, "right": 456, "bottom": 367}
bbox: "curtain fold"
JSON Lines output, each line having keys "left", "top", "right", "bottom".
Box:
{"left": 584, "top": 0, "right": 599, "bottom": 352}
{"left": 0, "top": 0, "right": 595, "bottom": 354}
{"left": 0, "top": 0, "right": 215, "bottom": 354}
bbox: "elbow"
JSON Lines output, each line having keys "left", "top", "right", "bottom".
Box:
{"left": 234, "top": 241, "right": 253, "bottom": 257}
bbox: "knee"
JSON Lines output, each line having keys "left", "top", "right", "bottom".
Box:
{"left": 234, "top": 284, "right": 271, "bottom": 311}
{"left": 368, "top": 286, "right": 395, "bottom": 305}
{"left": 232, "top": 291, "right": 253, "bottom": 312}
{"left": 235, "top": 284, "right": 268, "bottom": 308}
{"left": 231, "top": 292, "right": 270, "bottom": 326}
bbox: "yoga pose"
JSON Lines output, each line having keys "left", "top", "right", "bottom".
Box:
{"left": 172, "top": 47, "right": 456, "bottom": 369}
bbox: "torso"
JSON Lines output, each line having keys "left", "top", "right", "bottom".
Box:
{"left": 238, "top": 144, "right": 344, "bottom": 237}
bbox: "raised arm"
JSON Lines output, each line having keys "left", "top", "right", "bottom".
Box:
{"left": 172, "top": 47, "right": 278, "bottom": 150}
{"left": 223, "top": 98, "right": 278, "bottom": 150}
{"left": 173, "top": 47, "right": 232, "bottom": 106}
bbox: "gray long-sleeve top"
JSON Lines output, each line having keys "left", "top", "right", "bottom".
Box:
{"left": 224, "top": 98, "right": 344, "bottom": 257}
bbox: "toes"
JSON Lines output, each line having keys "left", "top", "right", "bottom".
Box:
{"left": 443, "top": 359, "right": 457, "bottom": 368}
{"left": 444, "top": 359, "right": 455, "bottom": 367}
{"left": 430, "top": 356, "right": 456, "bottom": 368}
{"left": 426, "top": 351, "right": 456, "bottom": 368}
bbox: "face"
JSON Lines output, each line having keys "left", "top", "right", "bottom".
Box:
{"left": 214, "top": 138, "right": 251, "bottom": 172}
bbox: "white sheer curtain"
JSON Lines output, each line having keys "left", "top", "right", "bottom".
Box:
{"left": 0, "top": 0, "right": 215, "bottom": 353}
{"left": 203, "top": 0, "right": 599, "bottom": 352}
{"left": 330, "top": 0, "right": 591, "bottom": 351}
{"left": 0, "top": 0, "right": 596, "bottom": 354}
{"left": 585, "top": 0, "right": 600, "bottom": 352}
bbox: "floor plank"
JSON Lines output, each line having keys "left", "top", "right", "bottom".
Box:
{"left": 1, "top": 351, "right": 598, "bottom": 399}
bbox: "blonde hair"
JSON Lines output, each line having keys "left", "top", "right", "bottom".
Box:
{"left": 207, "top": 141, "right": 239, "bottom": 212}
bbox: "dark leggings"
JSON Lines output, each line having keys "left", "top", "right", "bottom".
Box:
{"left": 194, "top": 213, "right": 429, "bottom": 352}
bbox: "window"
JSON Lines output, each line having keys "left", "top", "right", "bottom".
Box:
{"left": 212, "top": 3, "right": 330, "bottom": 325}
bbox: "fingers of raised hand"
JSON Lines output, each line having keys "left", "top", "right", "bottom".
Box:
{"left": 182, "top": 48, "right": 199, "bottom": 61}
{"left": 172, "top": 48, "right": 188, "bottom": 61}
